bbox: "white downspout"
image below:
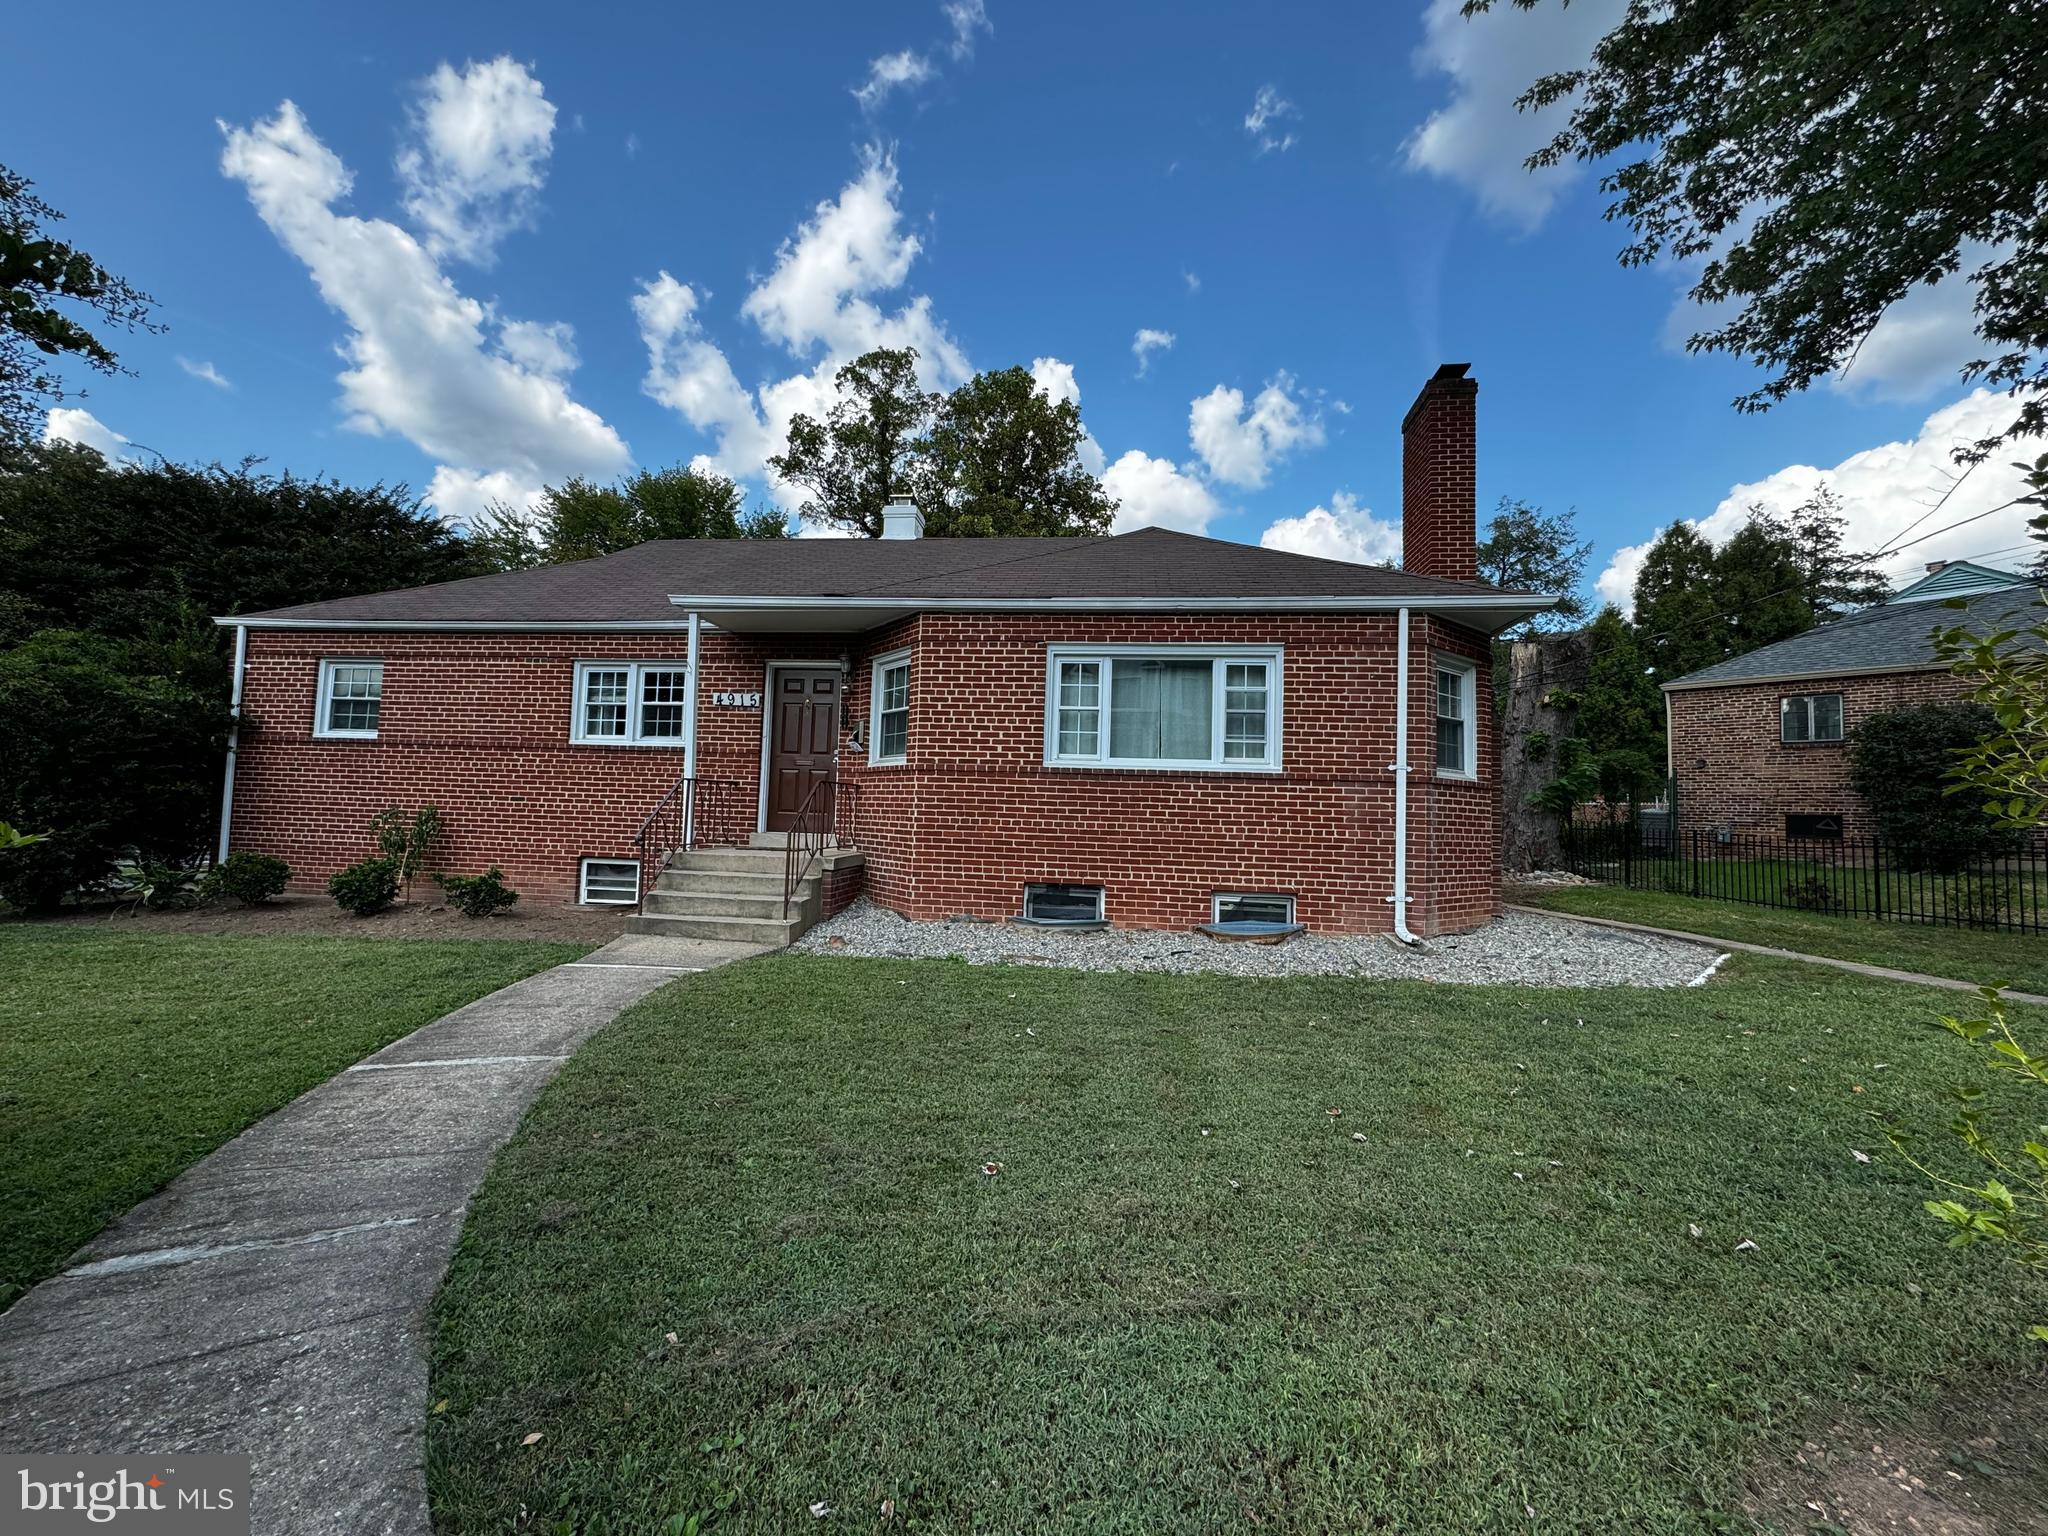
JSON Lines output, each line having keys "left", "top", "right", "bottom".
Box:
{"left": 215, "top": 622, "right": 249, "bottom": 864}
{"left": 1388, "top": 606, "right": 1420, "bottom": 944}
{"left": 681, "top": 610, "right": 702, "bottom": 785}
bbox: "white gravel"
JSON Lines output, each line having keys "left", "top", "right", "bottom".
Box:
{"left": 794, "top": 898, "right": 1723, "bottom": 987}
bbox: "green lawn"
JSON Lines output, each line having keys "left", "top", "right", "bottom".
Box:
{"left": 1513, "top": 882, "right": 2048, "bottom": 995}
{"left": 0, "top": 928, "right": 587, "bottom": 1308}
{"left": 427, "top": 954, "right": 2046, "bottom": 1535}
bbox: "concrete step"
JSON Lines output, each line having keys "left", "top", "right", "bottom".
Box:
{"left": 641, "top": 888, "right": 814, "bottom": 921}
{"left": 747, "top": 830, "right": 847, "bottom": 849}
{"left": 669, "top": 846, "right": 792, "bottom": 875}
{"left": 626, "top": 910, "right": 811, "bottom": 945}
{"left": 654, "top": 868, "right": 811, "bottom": 896}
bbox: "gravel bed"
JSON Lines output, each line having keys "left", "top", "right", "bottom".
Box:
{"left": 793, "top": 898, "right": 1722, "bottom": 987}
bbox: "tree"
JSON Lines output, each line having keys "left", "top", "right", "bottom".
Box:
{"left": 1473, "top": 0, "right": 2048, "bottom": 453}
{"left": 1709, "top": 518, "right": 1813, "bottom": 657}
{"left": 1, "top": 165, "right": 160, "bottom": 444}
{"left": 1848, "top": 702, "right": 2013, "bottom": 871}
{"left": 1477, "top": 498, "right": 1590, "bottom": 633}
{"left": 0, "top": 440, "right": 487, "bottom": 641}
{"left": 1761, "top": 486, "right": 1893, "bottom": 616}
{"left": 914, "top": 367, "right": 1116, "bottom": 537}
{"left": 1575, "top": 605, "right": 1667, "bottom": 801}
{"left": 1498, "top": 627, "right": 1594, "bottom": 871}
{"left": 1631, "top": 522, "right": 1725, "bottom": 680}
{"left": 769, "top": 348, "right": 937, "bottom": 537}
{"left": 467, "top": 466, "right": 786, "bottom": 570}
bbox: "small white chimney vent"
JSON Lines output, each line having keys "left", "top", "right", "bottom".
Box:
{"left": 881, "top": 493, "right": 924, "bottom": 540}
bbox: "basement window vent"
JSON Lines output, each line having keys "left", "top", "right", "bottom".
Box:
{"left": 1019, "top": 883, "right": 1106, "bottom": 926}
{"left": 580, "top": 858, "right": 642, "bottom": 905}
{"left": 1784, "top": 813, "right": 1843, "bottom": 841}
{"left": 1212, "top": 892, "right": 1296, "bottom": 927}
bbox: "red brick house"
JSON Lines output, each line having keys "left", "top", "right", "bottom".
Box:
{"left": 1661, "top": 572, "right": 2041, "bottom": 842}
{"left": 213, "top": 365, "right": 1550, "bottom": 941}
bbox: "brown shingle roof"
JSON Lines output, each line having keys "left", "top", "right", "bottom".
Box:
{"left": 224, "top": 526, "right": 1543, "bottom": 626}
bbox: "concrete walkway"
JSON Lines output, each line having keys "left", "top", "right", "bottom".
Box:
{"left": 1507, "top": 904, "right": 2048, "bottom": 1007}
{"left": 0, "top": 934, "right": 768, "bottom": 1535}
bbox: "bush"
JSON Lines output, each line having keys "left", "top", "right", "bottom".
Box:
{"left": 369, "top": 805, "right": 444, "bottom": 901}
{"left": 113, "top": 857, "right": 204, "bottom": 910}
{"left": 1784, "top": 874, "right": 1840, "bottom": 912}
{"left": 328, "top": 857, "right": 400, "bottom": 916}
{"left": 1848, "top": 702, "right": 2015, "bottom": 872}
{"left": 435, "top": 866, "right": 519, "bottom": 919}
{"left": 203, "top": 851, "right": 290, "bottom": 906}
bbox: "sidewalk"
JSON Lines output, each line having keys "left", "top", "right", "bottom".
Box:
{"left": 0, "top": 935, "right": 766, "bottom": 1535}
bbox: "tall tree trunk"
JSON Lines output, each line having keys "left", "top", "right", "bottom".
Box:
{"left": 1498, "top": 630, "right": 1592, "bottom": 873}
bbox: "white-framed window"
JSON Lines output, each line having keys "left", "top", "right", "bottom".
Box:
{"left": 1043, "top": 646, "right": 1282, "bottom": 771}
{"left": 869, "top": 648, "right": 911, "bottom": 765}
{"left": 315, "top": 658, "right": 384, "bottom": 739}
{"left": 1212, "top": 892, "right": 1297, "bottom": 926}
{"left": 572, "top": 661, "right": 693, "bottom": 746}
{"left": 1022, "top": 883, "right": 1105, "bottom": 923}
{"left": 1433, "top": 656, "right": 1477, "bottom": 779}
{"left": 579, "top": 857, "right": 641, "bottom": 905}
{"left": 1781, "top": 693, "right": 1844, "bottom": 744}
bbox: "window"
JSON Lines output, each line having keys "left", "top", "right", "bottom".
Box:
{"left": 573, "top": 662, "right": 694, "bottom": 746}
{"left": 316, "top": 659, "right": 383, "bottom": 739}
{"left": 869, "top": 649, "right": 911, "bottom": 764}
{"left": 1781, "top": 693, "right": 1844, "bottom": 744}
{"left": 579, "top": 858, "right": 641, "bottom": 904}
{"left": 1434, "top": 658, "right": 1476, "bottom": 778}
{"left": 1785, "top": 812, "right": 1844, "bottom": 841}
{"left": 1021, "top": 883, "right": 1105, "bottom": 924}
{"left": 1045, "top": 647, "right": 1281, "bottom": 770}
{"left": 1212, "top": 892, "right": 1297, "bottom": 926}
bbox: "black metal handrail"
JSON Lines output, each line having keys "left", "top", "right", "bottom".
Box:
{"left": 630, "top": 774, "right": 751, "bottom": 903}
{"left": 783, "top": 777, "right": 834, "bottom": 919}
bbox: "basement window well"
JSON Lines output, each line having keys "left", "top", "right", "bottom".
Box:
{"left": 579, "top": 858, "right": 641, "bottom": 905}
{"left": 1017, "top": 883, "right": 1107, "bottom": 927}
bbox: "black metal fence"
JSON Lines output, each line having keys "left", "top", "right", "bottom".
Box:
{"left": 1560, "top": 819, "right": 2048, "bottom": 935}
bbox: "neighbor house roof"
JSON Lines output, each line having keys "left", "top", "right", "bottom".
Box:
{"left": 1662, "top": 581, "right": 2045, "bottom": 692}
{"left": 1885, "top": 560, "right": 2032, "bottom": 604}
{"left": 217, "top": 527, "right": 1556, "bottom": 635}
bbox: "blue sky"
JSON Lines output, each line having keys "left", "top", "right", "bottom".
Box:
{"left": 11, "top": 0, "right": 2032, "bottom": 606}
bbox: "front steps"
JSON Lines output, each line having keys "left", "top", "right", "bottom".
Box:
{"left": 625, "top": 842, "right": 863, "bottom": 946}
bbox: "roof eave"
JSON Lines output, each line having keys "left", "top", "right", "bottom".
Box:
{"left": 1662, "top": 659, "right": 1953, "bottom": 692}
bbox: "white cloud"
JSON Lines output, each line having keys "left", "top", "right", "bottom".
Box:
{"left": 43, "top": 407, "right": 137, "bottom": 463}
{"left": 854, "top": 49, "right": 935, "bottom": 112}
{"left": 637, "top": 153, "right": 970, "bottom": 489}
{"left": 220, "top": 98, "right": 629, "bottom": 523}
{"left": 1132, "top": 328, "right": 1175, "bottom": 377}
{"left": 1183, "top": 269, "right": 1201, "bottom": 294}
{"left": 177, "top": 356, "right": 232, "bottom": 390}
{"left": 1028, "top": 355, "right": 1105, "bottom": 475}
{"left": 624, "top": 132, "right": 640, "bottom": 159}
{"left": 1403, "top": 0, "right": 1623, "bottom": 231}
{"left": 943, "top": 0, "right": 991, "bottom": 59}
{"left": 1187, "top": 372, "right": 1325, "bottom": 488}
{"left": 1259, "top": 491, "right": 1401, "bottom": 566}
{"left": 1244, "top": 85, "right": 1299, "bottom": 154}
{"left": 396, "top": 57, "right": 555, "bottom": 266}
{"left": 1101, "top": 449, "right": 1220, "bottom": 534}
{"left": 1593, "top": 389, "right": 2039, "bottom": 614}
{"left": 1829, "top": 255, "right": 1989, "bottom": 404}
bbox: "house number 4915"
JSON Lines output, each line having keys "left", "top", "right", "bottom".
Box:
{"left": 711, "top": 690, "right": 762, "bottom": 707}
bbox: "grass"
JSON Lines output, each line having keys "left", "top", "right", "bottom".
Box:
{"left": 1513, "top": 882, "right": 2048, "bottom": 995}
{"left": 0, "top": 927, "right": 587, "bottom": 1308}
{"left": 427, "top": 954, "right": 2046, "bottom": 1535}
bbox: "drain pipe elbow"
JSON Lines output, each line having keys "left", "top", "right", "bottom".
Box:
{"left": 1389, "top": 606, "right": 1420, "bottom": 945}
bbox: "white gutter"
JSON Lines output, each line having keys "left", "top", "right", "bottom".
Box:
{"left": 216, "top": 623, "right": 249, "bottom": 864}
{"left": 681, "top": 610, "right": 701, "bottom": 783}
{"left": 664, "top": 592, "right": 1558, "bottom": 618}
{"left": 209, "top": 618, "right": 704, "bottom": 633}
{"left": 1388, "top": 606, "right": 1419, "bottom": 944}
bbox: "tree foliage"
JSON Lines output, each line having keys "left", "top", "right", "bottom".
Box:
{"left": 1631, "top": 521, "right": 1725, "bottom": 680}
{"left": 1477, "top": 497, "right": 1590, "bottom": 633}
{"left": 1575, "top": 605, "right": 1666, "bottom": 800}
{"left": 1757, "top": 485, "right": 1893, "bottom": 616}
{"left": 467, "top": 466, "right": 786, "bottom": 570}
{"left": 770, "top": 348, "right": 938, "bottom": 537}
{"left": 1708, "top": 519, "right": 1811, "bottom": 657}
{"left": 1473, "top": 0, "right": 2048, "bottom": 452}
{"left": 1847, "top": 702, "right": 2012, "bottom": 870}
{"left": 0, "top": 164, "right": 160, "bottom": 445}
{"left": 915, "top": 366, "right": 1115, "bottom": 537}
{"left": 771, "top": 347, "right": 1119, "bottom": 538}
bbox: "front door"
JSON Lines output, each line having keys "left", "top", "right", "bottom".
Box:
{"left": 766, "top": 667, "right": 840, "bottom": 831}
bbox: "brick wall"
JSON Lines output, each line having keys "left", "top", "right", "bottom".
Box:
{"left": 229, "top": 613, "right": 1501, "bottom": 933}
{"left": 1400, "top": 366, "right": 1479, "bottom": 584}
{"left": 1667, "top": 667, "right": 1969, "bottom": 839}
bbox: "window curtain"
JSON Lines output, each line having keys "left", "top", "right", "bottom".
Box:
{"left": 1110, "top": 658, "right": 1212, "bottom": 760}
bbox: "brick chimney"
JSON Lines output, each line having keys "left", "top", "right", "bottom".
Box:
{"left": 1401, "top": 363, "right": 1479, "bottom": 583}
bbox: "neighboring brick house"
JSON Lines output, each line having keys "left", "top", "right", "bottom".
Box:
{"left": 214, "top": 365, "right": 1551, "bottom": 940}
{"left": 1662, "top": 574, "right": 2042, "bottom": 842}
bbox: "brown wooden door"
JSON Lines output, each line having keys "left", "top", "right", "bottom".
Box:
{"left": 766, "top": 667, "right": 840, "bottom": 830}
